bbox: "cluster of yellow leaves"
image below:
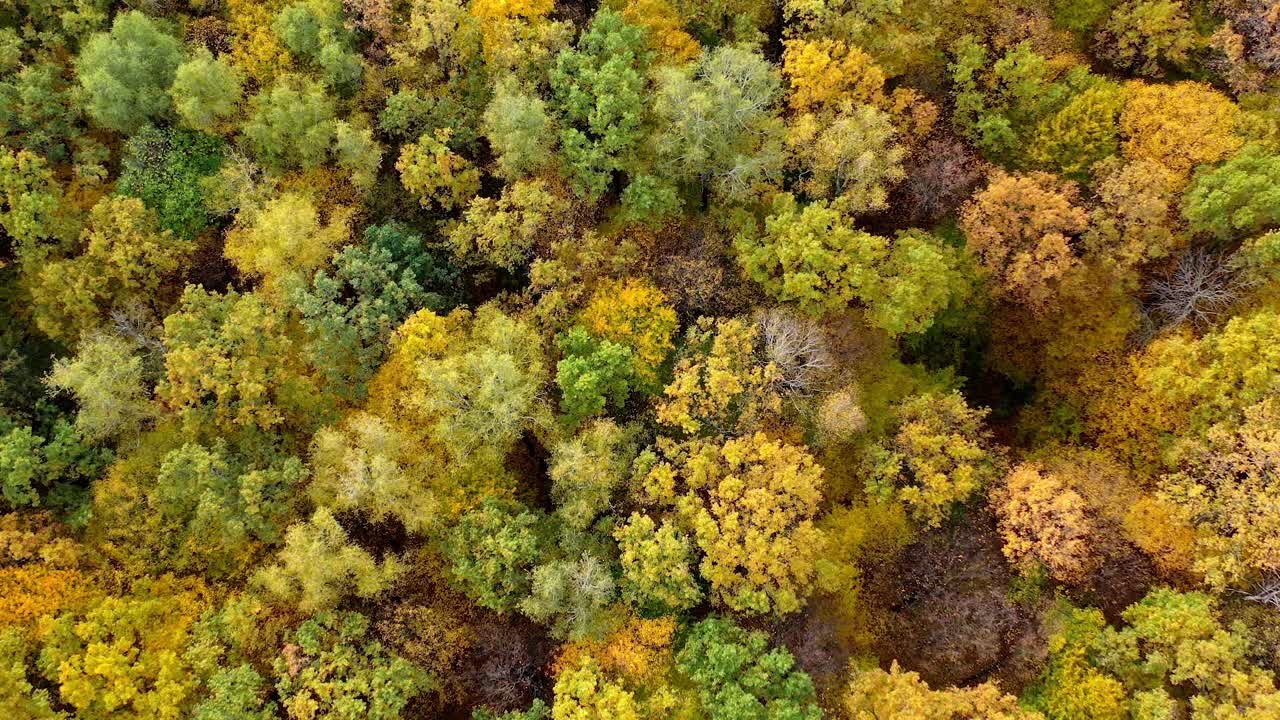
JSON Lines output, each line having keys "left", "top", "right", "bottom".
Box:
{"left": 1120, "top": 81, "right": 1242, "bottom": 186}
{"left": 844, "top": 662, "right": 1043, "bottom": 720}
{"left": 578, "top": 278, "right": 678, "bottom": 388}
{"left": 621, "top": 0, "right": 700, "bottom": 64}
{"left": 960, "top": 171, "right": 1088, "bottom": 313}
{"left": 0, "top": 566, "right": 92, "bottom": 629}
{"left": 877, "top": 391, "right": 1001, "bottom": 528}
{"left": 638, "top": 432, "right": 827, "bottom": 615}
{"left": 656, "top": 317, "right": 781, "bottom": 435}
{"left": 226, "top": 0, "right": 293, "bottom": 87}
{"left": 552, "top": 655, "right": 642, "bottom": 720}
{"left": 31, "top": 196, "right": 191, "bottom": 342}
{"left": 994, "top": 462, "right": 1096, "bottom": 583}
{"left": 1084, "top": 157, "right": 1185, "bottom": 270}
{"left": 783, "top": 39, "right": 885, "bottom": 113}
{"left": 224, "top": 192, "right": 352, "bottom": 293}
{"left": 397, "top": 129, "right": 482, "bottom": 211}
{"left": 1159, "top": 397, "right": 1280, "bottom": 589}
{"left": 555, "top": 615, "right": 676, "bottom": 683}
{"left": 36, "top": 576, "right": 209, "bottom": 720}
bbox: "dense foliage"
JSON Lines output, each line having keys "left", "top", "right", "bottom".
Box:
{"left": 4, "top": 0, "right": 1280, "bottom": 718}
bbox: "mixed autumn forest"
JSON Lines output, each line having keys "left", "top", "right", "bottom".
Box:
{"left": 4, "top": 0, "right": 1280, "bottom": 717}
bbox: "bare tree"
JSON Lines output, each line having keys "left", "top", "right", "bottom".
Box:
{"left": 1241, "top": 571, "right": 1280, "bottom": 608}
{"left": 757, "top": 309, "right": 833, "bottom": 396}
{"left": 1144, "top": 248, "right": 1243, "bottom": 332}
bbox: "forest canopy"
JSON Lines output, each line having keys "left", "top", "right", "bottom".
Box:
{"left": 3, "top": 0, "right": 1280, "bottom": 718}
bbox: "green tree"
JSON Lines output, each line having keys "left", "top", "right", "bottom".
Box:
{"left": 445, "top": 497, "right": 549, "bottom": 612}
{"left": 241, "top": 75, "right": 336, "bottom": 170}
{"left": 151, "top": 442, "right": 305, "bottom": 577}
{"left": 674, "top": 617, "right": 821, "bottom": 720}
{"left": 117, "top": 125, "right": 224, "bottom": 241}
{"left": 521, "top": 554, "right": 617, "bottom": 640}
{"left": 273, "top": 611, "right": 429, "bottom": 720}
{"left": 1183, "top": 144, "right": 1280, "bottom": 240}
{"left": 550, "top": 8, "right": 652, "bottom": 199}
{"left": 484, "top": 82, "right": 557, "bottom": 180}
{"left": 448, "top": 179, "right": 572, "bottom": 270}
{"left": 549, "top": 419, "right": 638, "bottom": 530}
{"left": 555, "top": 329, "right": 635, "bottom": 429}
{"left": 397, "top": 129, "right": 482, "bottom": 210}
{"left": 735, "top": 193, "right": 887, "bottom": 317}
{"left": 193, "top": 666, "right": 276, "bottom": 720}
{"left": 292, "top": 240, "right": 434, "bottom": 401}
{"left": 171, "top": 49, "right": 244, "bottom": 133}
{"left": 652, "top": 45, "right": 785, "bottom": 205}
{"left": 614, "top": 513, "right": 701, "bottom": 614}
{"left": 76, "top": 11, "right": 184, "bottom": 133}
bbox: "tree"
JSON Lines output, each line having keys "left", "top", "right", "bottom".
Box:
{"left": 171, "top": 49, "right": 243, "bottom": 133}
{"left": 159, "top": 287, "right": 329, "bottom": 434}
{"left": 241, "top": 75, "right": 336, "bottom": 170}
{"left": 655, "top": 317, "right": 781, "bottom": 436}
{"left": 35, "top": 579, "right": 207, "bottom": 720}
{"left": 0, "top": 147, "right": 76, "bottom": 258}
{"left": 787, "top": 103, "right": 904, "bottom": 214}
{"left": 521, "top": 554, "right": 617, "bottom": 640}
{"left": 150, "top": 442, "right": 305, "bottom": 577}
{"left": 949, "top": 36, "right": 1098, "bottom": 164}
{"left": 994, "top": 462, "right": 1097, "bottom": 583}
{"left": 444, "top": 497, "right": 548, "bottom": 612}
{"left": 635, "top": 432, "right": 826, "bottom": 616}
{"left": 782, "top": 39, "right": 886, "bottom": 113}
{"left": 1, "top": 420, "right": 106, "bottom": 511}
{"left": 555, "top": 330, "right": 635, "bottom": 429}
{"left": 550, "top": 8, "right": 651, "bottom": 199}
{"left": 614, "top": 513, "right": 701, "bottom": 614}
{"left": 117, "top": 125, "right": 225, "bottom": 241}
{"left": 30, "top": 195, "right": 194, "bottom": 342}
{"left": 1036, "top": 591, "right": 1280, "bottom": 718}
{"left": 46, "top": 333, "right": 154, "bottom": 444}
{"left": 870, "top": 391, "right": 1002, "bottom": 528}
{"left": 273, "top": 611, "right": 428, "bottom": 720}
{"left": 1084, "top": 157, "right": 1186, "bottom": 269}
{"left": 960, "top": 171, "right": 1088, "bottom": 313}
{"left": 549, "top": 419, "right": 638, "bottom": 530}
{"left": 223, "top": 192, "right": 351, "bottom": 292}
{"left": 397, "top": 129, "right": 482, "bottom": 210}
{"left": 447, "top": 179, "right": 571, "bottom": 270}
{"left": 413, "top": 306, "right": 549, "bottom": 465}
{"left": 1030, "top": 83, "right": 1126, "bottom": 180}
{"left": 674, "top": 617, "right": 821, "bottom": 720}
{"left": 483, "top": 83, "right": 557, "bottom": 180}
{"left": 551, "top": 655, "right": 640, "bottom": 720}
{"left": 292, "top": 238, "right": 434, "bottom": 401}
{"left": 192, "top": 665, "right": 276, "bottom": 720}
{"left": 1094, "top": 0, "right": 1197, "bottom": 76}
{"left": 845, "top": 662, "right": 1044, "bottom": 720}
{"left": 651, "top": 45, "right": 786, "bottom": 205}
{"left": 1159, "top": 397, "right": 1280, "bottom": 589}
{"left": 253, "top": 508, "right": 404, "bottom": 613}
{"left": 860, "top": 230, "right": 968, "bottom": 337}
{"left": 576, "top": 279, "right": 678, "bottom": 392}
{"left": 76, "top": 11, "right": 184, "bottom": 133}
{"left": 1120, "top": 81, "right": 1242, "bottom": 184}
{"left": 735, "top": 193, "right": 888, "bottom": 317}
{"left": 1183, "top": 144, "right": 1280, "bottom": 240}
{"left": 309, "top": 413, "right": 439, "bottom": 534}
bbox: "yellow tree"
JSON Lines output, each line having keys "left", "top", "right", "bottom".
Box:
{"left": 845, "top": 662, "right": 1044, "bottom": 720}
{"left": 1120, "top": 81, "right": 1242, "bottom": 185}
{"left": 577, "top": 278, "right": 679, "bottom": 391}
{"left": 634, "top": 432, "right": 827, "bottom": 616}
{"left": 994, "top": 462, "right": 1097, "bottom": 583}
{"left": 960, "top": 171, "right": 1088, "bottom": 314}
{"left": 223, "top": 192, "right": 352, "bottom": 294}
